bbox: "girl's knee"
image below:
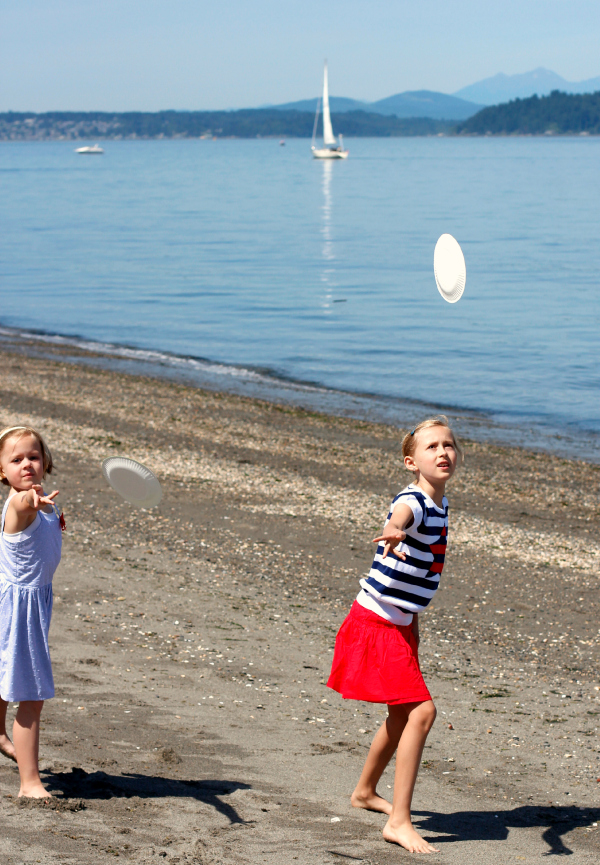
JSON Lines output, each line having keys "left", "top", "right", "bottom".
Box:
{"left": 16, "top": 701, "right": 44, "bottom": 721}
{"left": 411, "top": 700, "right": 436, "bottom": 731}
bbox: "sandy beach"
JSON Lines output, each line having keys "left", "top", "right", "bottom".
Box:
{"left": 0, "top": 341, "right": 598, "bottom": 864}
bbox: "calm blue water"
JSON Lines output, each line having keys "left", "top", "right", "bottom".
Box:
{"left": 2, "top": 138, "right": 600, "bottom": 458}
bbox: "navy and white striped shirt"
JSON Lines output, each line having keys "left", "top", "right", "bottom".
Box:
{"left": 358, "top": 484, "right": 448, "bottom": 624}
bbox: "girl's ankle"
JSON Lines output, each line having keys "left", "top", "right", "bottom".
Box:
{"left": 386, "top": 814, "right": 412, "bottom": 828}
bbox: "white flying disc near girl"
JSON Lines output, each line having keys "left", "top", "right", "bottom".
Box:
{"left": 102, "top": 457, "right": 162, "bottom": 508}
{"left": 434, "top": 234, "right": 466, "bottom": 303}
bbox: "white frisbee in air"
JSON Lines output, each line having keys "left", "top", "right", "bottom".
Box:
{"left": 102, "top": 457, "right": 163, "bottom": 508}
{"left": 434, "top": 234, "right": 466, "bottom": 303}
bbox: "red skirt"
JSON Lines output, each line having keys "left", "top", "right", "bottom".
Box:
{"left": 327, "top": 601, "right": 432, "bottom": 705}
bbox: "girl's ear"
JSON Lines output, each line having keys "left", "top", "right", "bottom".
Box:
{"left": 404, "top": 455, "right": 418, "bottom": 473}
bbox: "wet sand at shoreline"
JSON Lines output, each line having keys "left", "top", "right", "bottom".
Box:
{"left": 0, "top": 346, "right": 598, "bottom": 863}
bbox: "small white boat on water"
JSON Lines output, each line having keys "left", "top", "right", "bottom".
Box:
{"left": 75, "top": 143, "right": 104, "bottom": 154}
{"left": 311, "top": 61, "right": 348, "bottom": 160}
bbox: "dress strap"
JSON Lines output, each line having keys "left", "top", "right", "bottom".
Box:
{"left": 1, "top": 494, "right": 15, "bottom": 535}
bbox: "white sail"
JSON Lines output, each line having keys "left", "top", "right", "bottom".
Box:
{"left": 311, "top": 61, "right": 348, "bottom": 158}
{"left": 321, "top": 61, "right": 337, "bottom": 147}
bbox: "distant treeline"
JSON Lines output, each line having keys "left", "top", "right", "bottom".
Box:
{"left": 5, "top": 92, "right": 600, "bottom": 140}
{"left": 457, "top": 90, "right": 600, "bottom": 135}
{"left": 0, "top": 109, "right": 452, "bottom": 141}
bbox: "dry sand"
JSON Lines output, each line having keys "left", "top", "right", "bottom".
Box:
{"left": 0, "top": 344, "right": 598, "bottom": 864}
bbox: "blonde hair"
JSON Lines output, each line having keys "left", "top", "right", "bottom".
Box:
{"left": 0, "top": 426, "right": 54, "bottom": 486}
{"left": 401, "top": 415, "right": 463, "bottom": 463}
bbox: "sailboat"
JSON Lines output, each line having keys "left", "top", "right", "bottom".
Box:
{"left": 311, "top": 61, "right": 348, "bottom": 159}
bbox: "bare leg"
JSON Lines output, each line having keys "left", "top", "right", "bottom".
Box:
{"left": 0, "top": 698, "right": 17, "bottom": 762}
{"left": 383, "top": 700, "right": 439, "bottom": 854}
{"left": 351, "top": 704, "right": 408, "bottom": 814}
{"left": 13, "top": 700, "right": 49, "bottom": 798}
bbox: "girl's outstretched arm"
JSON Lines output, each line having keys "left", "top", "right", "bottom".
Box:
{"left": 5, "top": 486, "right": 59, "bottom": 534}
{"left": 372, "top": 502, "right": 414, "bottom": 560}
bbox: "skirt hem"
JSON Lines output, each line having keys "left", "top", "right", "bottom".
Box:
{"left": 0, "top": 690, "right": 54, "bottom": 703}
{"left": 327, "top": 684, "right": 432, "bottom": 706}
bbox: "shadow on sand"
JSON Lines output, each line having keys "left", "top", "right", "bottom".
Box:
{"left": 43, "top": 766, "right": 250, "bottom": 824}
{"left": 414, "top": 805, "right": 600, "bottom": 856}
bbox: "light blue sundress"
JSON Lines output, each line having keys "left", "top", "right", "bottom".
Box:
{"left": 0, "top": 495, "right": 62, "bottom": 702}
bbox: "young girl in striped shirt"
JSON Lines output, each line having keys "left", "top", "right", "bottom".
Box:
{"left": 328, "top": 416, "right": 461, "bottom": 854}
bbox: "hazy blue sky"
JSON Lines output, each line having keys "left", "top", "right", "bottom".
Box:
{"left": 2, "top": 0, "right": 600, "bottom": 111}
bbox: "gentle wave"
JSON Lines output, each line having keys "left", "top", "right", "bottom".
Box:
{"left": 1, "top": 324, "right": 599, "bottom": 463}
{"left": 0, "top": 325, "right": 332, "bottom": 392}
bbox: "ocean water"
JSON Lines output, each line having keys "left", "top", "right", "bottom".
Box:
{"left": 2, "top": 137, "right": 600, "bottom": 459}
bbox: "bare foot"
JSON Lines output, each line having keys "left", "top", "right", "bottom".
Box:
{"left": 0, "top": 733, "right": 17, "bottom": 763}
{"left": 351, "top": 788, "right": 392, "bottom": 815}
{"left": 383, "top": 820, "right": 440, "bottom": 854}
{"left": 18, "top": 782, "right": 51, "bottom": 799}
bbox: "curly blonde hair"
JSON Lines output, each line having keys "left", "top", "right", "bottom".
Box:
{"left": 0, "top": 426, "right": 54, "bottom": 486}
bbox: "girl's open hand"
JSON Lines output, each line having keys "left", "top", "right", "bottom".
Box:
{"left": 372, "top": 528, "right": 407, "bottom": 560}
{"left": 26, "top": 485, "right": 59, "bottom": 512}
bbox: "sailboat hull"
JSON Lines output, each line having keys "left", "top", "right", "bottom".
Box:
{"left": 312, "top": 147, "right": 348, "bottom": 159}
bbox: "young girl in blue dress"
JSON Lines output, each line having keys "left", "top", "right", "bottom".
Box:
{"left": 0, "top": 425, "right": 62, "bottom": 798}
{"left": 328, "top": 417, "right": 461, "bottom": 854}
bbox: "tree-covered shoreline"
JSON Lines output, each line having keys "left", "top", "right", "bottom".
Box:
{"left": 4, "top": 91, "right": 600, "bottom": 140}
{"left": 457, "top": 90, "right": 600, "bottom": 135}
{"left": 0, "top": 109, "right": 452, "bottom": 140}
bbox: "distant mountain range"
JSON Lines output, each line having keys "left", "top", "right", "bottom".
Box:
{"left": 4, "top": 69, "right": 600, "bottom": 138}
{"left": 268, "top": 68, "right": 600, "bottom": 122}
{"left": 454, "top": 67, "right": 600, "bottom": 105}
{"left": 270, "top": 91, "right": 484, "bottom": 121}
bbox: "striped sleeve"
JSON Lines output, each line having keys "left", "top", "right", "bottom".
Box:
{"left": 391, "top": 493, "right": 423, "bottom": 534}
